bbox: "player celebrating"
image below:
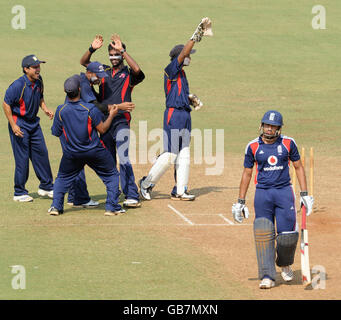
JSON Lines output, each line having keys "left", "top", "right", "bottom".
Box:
{"left": 65, "top": 61, "right": 135, "bottom": 208}
{"left": 49, "top": 75, "right": 123, "bottom": 216}
{"left": 3, "top": 55, "right": 54, "bottom": 202}
{"left": 139, "top": 18, "right": 212, "bottom": 201}
{"left": 80, "top": 34, "right": 144, "bottom": 208}
{"left": 232, "top": 110, "right": 314, "bottom": 289}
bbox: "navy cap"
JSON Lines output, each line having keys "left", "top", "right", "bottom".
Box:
{"left": 64, "top": 74, "right": 81, "bottom": 93}
{"left": 169, "top": 44, "right": 196, "bottom": 59}
{"left": 22, "top": 54, "right": 46, "bottom": 68}
{"left": 86, "top": 61, "right": 108, "bottom": 78}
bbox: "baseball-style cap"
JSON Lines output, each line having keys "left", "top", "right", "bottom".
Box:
{"left": 22, "top": 54, "right": 46, "bottom": 68}
{"left": 169, "top": 44, "right": 196, "bottom": 59}
{"left": 86, "top": 61, "right": 108, "bottom": 78}
{"left": 64, "top": 74, "right": 81, "bottom": 93}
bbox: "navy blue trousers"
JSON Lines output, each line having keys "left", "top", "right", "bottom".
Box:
{"left": 8, "top": 117, "right": 53, "bottom": 196}
{"left": 52, "top": 146, "right": 121, "bottom": 212}
{"left": 101, "top": 121, "right": 139, "bottom": 201}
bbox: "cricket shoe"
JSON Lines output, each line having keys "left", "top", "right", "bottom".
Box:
{"left": 48, "top": 207, "right": 63, "bottom": 216}
{"left": 123, "top": 199, "right": 141, "bottom": 208}
{"left": 72, "top": 199, "right": 99, "bottom": 208}
{"left": 259, "top": 277, "right": 275, "bottom": 289}
{"left": 171, "top": 191, "right": 195, "bottom": 201}
{"left": 13, "top": 195, "right": 33, "bottom": 202}
{"left": 104, "top": 209, "right": 126, "bottom": 216}
{"left": 139, "top": 177, "right": 154, "bottom": 201}
{"left": 281, "top": 266, "right": 294, "bottom": 282}
{"left": 38, "top": 188, "right": 54, "bottom": 199}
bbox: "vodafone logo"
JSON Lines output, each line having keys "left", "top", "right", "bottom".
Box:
{"left": 267, "top": 155, "right": 278, "bottom": 166}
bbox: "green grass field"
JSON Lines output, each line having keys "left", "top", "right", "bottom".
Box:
{"left": 0, "top": 0, "right": 340, "bottom": 300}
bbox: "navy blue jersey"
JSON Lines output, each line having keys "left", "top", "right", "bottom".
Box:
{"left": 80, "top": 73, "right": 97, "bottom": 103}
{"left": 244, "top": 135, "right": 300, "bottom": 189}
{"left": 4, "top": 74, "right": 44, "bottom": 121}
{"left": 51, "top": 99, "right": 104, "bottom": 153}
{"left": 98, "top": 64, "right": 144, "bottom": 124}
{"left": 164, "top": 58, "right": 191, "bottom": 111}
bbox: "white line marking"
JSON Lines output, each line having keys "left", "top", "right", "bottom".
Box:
{"left": 218, "top": 214, "right": 235, "bottom": 225}
{"left": 167, "top": 204, "right": 194, "bottom": 225}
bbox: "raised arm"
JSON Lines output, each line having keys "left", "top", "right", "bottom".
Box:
{"left": 110, "top": 34, "right": 141, "bottom": 74}
{"left": 80, "top": 35, "right": 104, "bottom": 67}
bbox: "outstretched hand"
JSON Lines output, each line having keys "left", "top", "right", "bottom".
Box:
{"left": 110, "top": 33, "right": 123, "bottom": 51}
{"left": 91, "top": 34, "right": 103, "bottom": 50}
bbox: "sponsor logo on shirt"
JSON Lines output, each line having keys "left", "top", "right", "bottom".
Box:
{"left": 264, "top": 155, "right": 283, "bottom": 171}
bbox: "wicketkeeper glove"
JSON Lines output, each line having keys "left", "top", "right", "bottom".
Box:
{"left": 232, "top": 199, "right": 249, "bottom": 223}
{"left": 190, "top": 17, "right": 213, "bottom": 42}
{"left": 300, "top": 191, "right": 314, "bottom": 216}
{"left": 188, "top": 94, "right": 203, "bottom": 111}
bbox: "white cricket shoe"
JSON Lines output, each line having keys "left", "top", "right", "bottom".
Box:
{"left": 13, "top": 195, "right": 33, "bottom": 202}
{"left": 47, "top": 207, "right": 63, "bottom": 216}
{"left": 171, "top": 191, "right": 195, "bottom": 201}
{"left": 38, "top": 189, "right": 53, "bottom": 199}
{"left": 123, "top": 199, "right": 141, "bottom": 208}
{"left": 281, "top": 266, "right": 294, "bottom": 282}
{"left": 104, "top": 209, "right": 126, "bottom": 216}
{"left": 72, "top": 199, "right": 99, "bottom": 208}
{"left": 139, "top": 177, "right": 154, "bottom": 201}
{"left": 82, "top": 199, "right": 99, "bottom": 208}
{"left": 259, "top": 278, "right": 275, "bottom": 289}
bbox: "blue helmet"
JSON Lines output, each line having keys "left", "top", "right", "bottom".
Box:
{"left": 261, "top": 110, "right": 283, "bottom": 127}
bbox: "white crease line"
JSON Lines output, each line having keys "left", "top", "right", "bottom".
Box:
{"left": 167, "top": 204, "right": 194, "bottom": 225}
{"left": 218, "top": 214, "right": 235, "bottom": 225}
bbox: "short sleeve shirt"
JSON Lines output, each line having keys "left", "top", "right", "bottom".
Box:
{"left": 244, "top": 135, "right": 300, "bottom": 189}
{"left": 164, "top": 57, "right": 191, "bottom": 111}
{"left": 4, "top": 74, "right": 44, "bottom": 121}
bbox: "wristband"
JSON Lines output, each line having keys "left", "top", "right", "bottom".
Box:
{"left": 300, "top": 191, "right": 308, "bottom": 197}
{"left": 120, "top": 48, "right": 126, "bottom": 54}
{"left": 238, "top": 198, "right": 246, "bottom": 205}
{"left": 89, "top": 45, "right": 96, "bottom": 53}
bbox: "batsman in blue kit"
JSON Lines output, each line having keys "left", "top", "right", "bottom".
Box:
{"left": 48, "top": 75, "right": 124, "bottom": 216}
{"left": 3, "top": 55, "right": 54, "bottom": 202}
{"left": 232, "top": 110, "right": 314, "bottom": 289}
{"left": 80, "top": 34, "right": 144, "bottom": 208}
{"left": 139, "top": 18, "right": 212, "bottom": 201}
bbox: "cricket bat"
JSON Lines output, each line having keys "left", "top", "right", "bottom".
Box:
{"left": 300, "top": 205, "right": 311, "bottom": 285}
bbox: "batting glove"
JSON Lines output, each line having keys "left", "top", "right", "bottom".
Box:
{"left": 300, "top": 192, "right": 314, "bottom": 216}
{"left": 232, "top": 199, "right": 249, "bottom": 223}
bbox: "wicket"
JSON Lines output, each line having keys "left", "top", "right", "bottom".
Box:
{"left": 291, "top": 146, "right": 314, "bottom": 200}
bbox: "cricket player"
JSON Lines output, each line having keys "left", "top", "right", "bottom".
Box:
{"left": 232, "top": 110, "right": 314, "bottom": 289}
{"left": 65, "top": 61, "right": 134, "bottom": 208}
{"left": 139, "top": 18, "right": 212, "bottom": 201}
{"left": 80, "top": 34, "right": 144, "bottom": 208}
{"left": 3, "top": 54, "right": 54, "bottom": 202}
{"left": 49, "top": 75, "right": 124, "bottom": 216}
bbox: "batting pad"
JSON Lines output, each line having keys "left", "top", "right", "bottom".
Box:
{"left": 275, "top": 231, "right": 299, "bottom": 267}
{"left": 254, "top": 218, "right": 276, "bottom": 281}
{"left": 175, "top": 147, "right": 190, "bottom": 195}
{"left": 143, "top": 152, "right": 177, "bottom": 187}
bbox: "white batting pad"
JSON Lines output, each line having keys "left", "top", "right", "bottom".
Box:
{"left": 143, "top": 152, "right": 177, "bottom": 187}
{"left": 176, "top": 147, "right": 190, "bottom": 195}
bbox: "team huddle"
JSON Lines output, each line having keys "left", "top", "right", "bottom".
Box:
{"left": 2, "top": 18, "right": 315, "bottom": 289}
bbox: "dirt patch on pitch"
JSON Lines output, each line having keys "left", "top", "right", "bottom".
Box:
{"left": 134, "top": 152, "right": 341, "bottom": 299}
